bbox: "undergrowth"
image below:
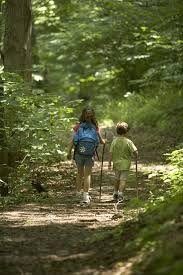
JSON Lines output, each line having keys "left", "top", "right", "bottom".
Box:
{"left": 89, "top": 149, "right": 183, "bottom": 274}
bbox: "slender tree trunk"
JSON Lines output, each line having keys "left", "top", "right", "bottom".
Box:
{"left": 0, "top": 75, "right": 9, "bottom": 183}
{"left": 4, "top": 0, "right": 32, "bottom": 81}
{"left": 0, "top": 2, "right": 8, "bottom": 183}
{"left": 0, "top": 0, "right": 32, "bottom": 186}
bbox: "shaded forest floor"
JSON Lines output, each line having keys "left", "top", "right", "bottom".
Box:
{"left": 0, "top": 160, "right": 177, "bottom": 275}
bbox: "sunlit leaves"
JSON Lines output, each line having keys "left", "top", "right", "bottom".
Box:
{"left": 165, "top": 149, "right": 183, "bottom": 168}
{"left": 162, "top": 149, "right": 183, "bottom": 190}
{"left": 2, "top": 70, "right": 78, "bottom": 167}
{"left": 33, "top": 0, "right": 60, "bottom": 27}
{"left": 31, "top": 0, "right": 183, "bottom": 102}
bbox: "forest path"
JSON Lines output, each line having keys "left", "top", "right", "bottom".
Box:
{"left": 0, "top": 161, "right": 169, "bottom": 275}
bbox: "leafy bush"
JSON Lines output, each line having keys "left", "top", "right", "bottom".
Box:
{"left": 104, "top": 86, "right": 182, "bottom": 130}
{"left": 1, "top": 72, "right": 82, "bottom": 192}
{"left": 162, "top": 149, "right": 183, "bottom": 190}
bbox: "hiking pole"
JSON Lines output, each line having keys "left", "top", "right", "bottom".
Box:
{"left": 99, "top": 142, "right": 105, "bottom": 201}
{"left": 135, "top": 155, "right": 139, "bottom": 199}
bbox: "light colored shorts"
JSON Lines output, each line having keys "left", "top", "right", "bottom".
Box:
{"left": 74, "top": 153, "right": 94, "bottom": 167}
{"left": 114, "top": 170, "right": 129, "bottom": 181}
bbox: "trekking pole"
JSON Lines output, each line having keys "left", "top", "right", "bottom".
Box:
{"left": 99, "top": 128, "right": 107, "bottom": 201}
{"left": 99, "top": 142, "right": 105, "bottom": 201}
{"left": 135, "top": 155, "right": 139, "bottom": 199}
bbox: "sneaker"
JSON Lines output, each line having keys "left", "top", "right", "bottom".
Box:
{"left": 113, "top": 193, "right": 118, "bottom": 202}
{"left": 80, "top": 201, "right": 90, "bottom": 207}
{"left": 81, "top": 194, "right": 91, "bottom": 206}
{"left": 81, "top": 198, "right": 91, "bottom": 207}
{"left": 118, "top": 195, "right": 124, "bottom": 203}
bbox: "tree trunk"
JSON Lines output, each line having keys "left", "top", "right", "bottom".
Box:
{"left": 3, "top": 0, "right": 32, "bottom": 81}
{"left": 0, "top": 0, "right": 32, "bottom": 186}
{"left": 0, "top": 2, "right": 8, "bottom": 184}
{"left": 0, "top": 74, "right": 9, "bottom": 184}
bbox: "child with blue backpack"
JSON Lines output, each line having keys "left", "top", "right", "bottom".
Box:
{"left": 67, "top": 107, "right": 105, "bottom": 205}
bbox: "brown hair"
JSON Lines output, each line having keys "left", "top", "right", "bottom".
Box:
{"left": 116, "top": 122, "right": 129, "bottom": 135}
{"left": 79, "top": 107, "right": 98, "bottom": 128}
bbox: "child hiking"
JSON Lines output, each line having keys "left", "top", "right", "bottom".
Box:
{"left": 108, "top": 122, "right": 138, "bottom": 202}
{"left": 67, "top": 107, "right": 105, "bottom": 206}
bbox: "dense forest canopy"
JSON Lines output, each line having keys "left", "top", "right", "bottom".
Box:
{"left": 32, "top": 0, "right": 183, "bottom": 99}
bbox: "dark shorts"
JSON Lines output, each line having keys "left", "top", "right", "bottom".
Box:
{"left": 74, "top": 153, "right": 94, "bottom": 167}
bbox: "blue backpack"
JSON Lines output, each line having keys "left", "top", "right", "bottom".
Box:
{"left": 73, "top": 122, "right": 99, "bottom": 156}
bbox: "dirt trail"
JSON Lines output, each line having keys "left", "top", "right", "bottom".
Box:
{"left": 0, "top": 161, "right": 165, "bottom": 275}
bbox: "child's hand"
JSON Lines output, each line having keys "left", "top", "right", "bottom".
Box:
{"left": 101, "top": 138, "right": 106, "bottom": 145}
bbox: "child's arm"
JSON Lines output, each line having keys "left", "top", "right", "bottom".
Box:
{"left": 98, "top": 131, "right": 106, "bottom": 144}
{"left": 67, "top": 125, "right": 77, "bottom": 160}
{"left": 67, "top": 128, "right": 75, "bottom": 160}
{"left": 67, "top": 140, "right": 74, "bottom": 160}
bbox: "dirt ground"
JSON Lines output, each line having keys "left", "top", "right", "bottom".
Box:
{"left": 0, "top": 161, "right": 166, "bottom": 275}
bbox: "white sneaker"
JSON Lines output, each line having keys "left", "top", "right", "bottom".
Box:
{"left": 81, "top": 193, "right": 91, "bottom": 206}
{"left": 118, "top": 192, "right": 124, "bottom": 203}
{"left": 118, "top": 195, "right": 124, "bottom": 203}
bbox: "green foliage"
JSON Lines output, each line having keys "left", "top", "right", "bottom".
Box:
{"left": 30, "top": 1, "right": 183, "bottom": 158}
{"left": 128, "top": 197, "right": 144, "bottom": 208}
{"left": 162, "top": 149, "right": 183, "bottom": 190}
{"left": 2, "top": 72, "right": 80, "bottom": 182}
{"left": 130, "top": 149, "right": 183, "bottom": 273}
{"left": 104, "top": 85, "right": 183, "bottom": 143}
{"left": 87, "top": 148, "right": 183, "bottom": 275}
{"left": 166, "top": 149, "right": 183, "bottom": 168}
{"left": 31, "top": 0, "right": 183, "bottom": 102}
{"left": 130, "top": 190, "right": 183, "bottom": 274}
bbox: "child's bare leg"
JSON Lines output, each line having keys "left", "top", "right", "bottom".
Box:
{"left": 119, "top": 180, "right": 126, "bottom": 193}
{"left": 76, "top": 166, "right": 84, "bottom": 192}
{"left": 113, "top": 180, "right": 120, "bottom": 200}
{"left": 83, "top": 165, "right": 92, "bottom": 192}
{"left": 118, "top": 180, "right": 126, "bottom": 201}
{"left": 82, "top": 165, "right": 92, "bottom": 203}
{"left": 114, "top": 180, "right": 120, "bottom": 193}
